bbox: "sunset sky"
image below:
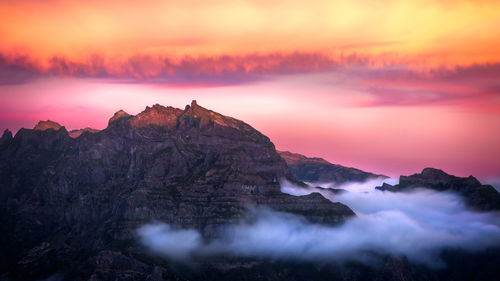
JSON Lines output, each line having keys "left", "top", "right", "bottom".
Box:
{"left": 1, "top": 0, "right": 499, "bottom": 179}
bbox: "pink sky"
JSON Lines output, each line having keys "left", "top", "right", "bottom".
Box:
{"left": 0, "top": 0, "right": 499, "bottom": 181}
{"left": 1, "top": 67, "right": 499, "bottom": 180}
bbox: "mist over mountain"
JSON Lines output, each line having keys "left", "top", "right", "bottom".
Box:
{"left": 278, "top": 151, "right": 386, "bottom": 184}
{"left": 376, "top": 168, "right": 500, "bottom": 211}
{"left": 0, "top": 101, "right": 499, "bottom": 281}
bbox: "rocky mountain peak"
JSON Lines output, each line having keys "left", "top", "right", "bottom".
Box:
{"left": 183, "top": 99, "right": 208, "bottom": 115}
{"left": 180, "top": 100, "right": 247, "bottom": 130}
{"left": 108, "top": 110, "right": 130, "bottom": 125}
{"left": 278, "top": 150, "right": 385, "bottom": 184}
{"left": 376, "top": 167, "right": 500, "bottom": 211}
{"left": 68, "top": 127, "right": 100, "bottom": 138}
{"left": 33, "top": 120, "right": 63, "bottom": 131}
{"left": 420, "top": 168, "right": 452, "bottom": 179}
{"left": 0, "top": 129, "right": 13, "bottom": 147}
{"left": 1, "top": 129, "right": 12, "bottom": 140}
{"left": 104, "top": 101, "right": 254, "bottom": 132}
{"left": 130, "top": 104, "right": 183, "bottom": 128}
{"left": 279, "top": 150, "right": 330, "bottom": 165}
{"left": 0, "top": 101, "right": 358, "bottom": 280}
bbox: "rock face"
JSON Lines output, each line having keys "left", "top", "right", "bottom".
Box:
{"left": 33, "top": 120, "right": 63, "bottom": 131}
{"left": 0, "top": 101, "right": 354, "bottom": 280}
{"left": 0, "top": 129, "right": 12, "bottom": 147}
{"left": 376, "top": 168, "right": 500, "bottom": 211}
{"left": 279, "top": 151, "right": 385, "bottom": 184}
{"left": 68, "top": 127, "right": 100, "bottom": 138}
{"left": 108, "top": 109, "right": 131, "bottom": 125}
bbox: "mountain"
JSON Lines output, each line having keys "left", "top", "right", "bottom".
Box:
{"left": 33, "top": 120, "right": 63, "bottom": 131}
{"left": 68, "top": 127, "right": 100, "bottom": 138}
{"left": 0, "top": 129, "right": 12, "bottom": 147}
{"left": 1, "top": 102, "right": 499, "bottom": 281}
{"left": 278, "top": 151, "right": 385, "bottom": 184}
{"left": 0, "top": 101, "right": 354, "bottom": 280}
{"left": 376, "top": 168, "right": 500, "bottom": 211}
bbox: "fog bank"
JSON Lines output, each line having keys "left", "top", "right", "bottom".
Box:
{"left": 137, "top": 178, "right": 500, "bottom": 266}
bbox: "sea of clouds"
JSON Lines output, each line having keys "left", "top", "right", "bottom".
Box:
{"left": 137, "top": 177, "right": 500, "bottom": 267}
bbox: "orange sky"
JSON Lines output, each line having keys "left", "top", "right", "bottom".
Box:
{"left": 1, "top": 0, "right": 499, "bottom": 68}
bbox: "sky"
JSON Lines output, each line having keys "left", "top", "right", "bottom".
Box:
{"left": 0, "top": 0, "right": 499, "bottom": 179}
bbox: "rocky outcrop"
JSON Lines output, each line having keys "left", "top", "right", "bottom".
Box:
{"left": 69, "top": 127, "right": 100, "bottom": 138}
{"left": 0, "top": 101, "right": 354, "bottom": 280}
{"left": 108, "top": 109, "right": 131, "bottom": 125}
{"left": 279, "top": 151, "right": 385, "bottom": 184}
{"left": 33, "top": 120, "right": 63, "bottom": 131}
{"left": 0, "top": 129, "right": 12, "bottom": 147}
{"left": 130, "top": 104, "right": 182, "bottom": 129}
{"left": 376, "top": 168, "right": 500, "bottom": 211}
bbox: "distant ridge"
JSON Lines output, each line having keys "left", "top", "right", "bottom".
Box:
{"left": 278, "top": 150, "right": 386, "bottom": 184}
{"left": 376, "top": 167, "right": 500, "bottom": 211}
{"left": 69, "top": 127, "right": 100, "bottom": 138}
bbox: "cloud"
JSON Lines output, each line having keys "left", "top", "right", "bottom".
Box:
{"left": 137, "top": 179, "right": 500, "bottom": 267}
{"left": 0, "top": 54, "right": 47, "bottom": 85}
{"left": 137, "top": 223, "right": 203, "bottom": 261}
{"left": 1, "top": 0, "right": 499, "bottom": 69}
{"left": 356, "top": 64, "right": 500, "bottom": 109}
{"left": 0, "top": 52, "right": 348, "bottom": 86}
{"left": 2, "top": 51, "right": 498, "bottom": 115}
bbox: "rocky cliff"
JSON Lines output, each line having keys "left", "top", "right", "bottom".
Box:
{"left": 376, "top": 168, "right": 500, "bottom": 211}
{"left": 68, "top": 127, "right": 100, "bottom": 138}
{"left": 0, "top": 101, "right": 354, "bottom": 280}
{"left": 278, "top": 151, "right": 385, "bottom": 184}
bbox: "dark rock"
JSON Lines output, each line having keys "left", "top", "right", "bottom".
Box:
{"left": 1, "top": 129, "right": 12, "bottom": 140}
{"left": 69, "top": 127, "right": 100, "bottom": 138}
{"left": 376, "top": 168, "right": 500, "bottom": 211}
{"left": 279, "top": 151, "right": 386, "bottom": 184}
{"left": 0, "top": 101, "right": 354, "bottom": 280}
{"left": 130, "top": 104, "right": 182, "bottom": 129}
{"left": 86, "top": 251, "right": 180, "bottom": 281}
{"left": 34, "top": 120, "right": 63, "bottom": 131}
{"left": 108, "top": 109, "right": 131, "bottom": 125}
{"left": 0, "top": 129, "right": 13, "bottom": 147}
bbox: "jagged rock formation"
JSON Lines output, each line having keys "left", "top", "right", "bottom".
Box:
{"left": 0, "top": 129, "right": 12, "bottom": 147}
{"left": 33, "top": 120, "right": 63, "bottom": 131}
{"left": 108, "top": 109, "right": 131, "bottom": 125}
{"left": 69, "top": 127, "right": 100, "bottom": 138}
{"left": 376, "top": 168, "right": 500, "bottom": 211}
{"left": 279, "top": 151, "right": 385, "bottom": 184}
{"left": 0, "top": 101, "right": 354, "bottom": 280}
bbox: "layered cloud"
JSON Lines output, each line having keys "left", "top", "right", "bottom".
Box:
{"left": 0, "top": 52, "right": 346, "bottom": 85}
{"left": 0, "top": 0, "right": 499, "bottom": 178}
{"left": 1, "top": 52, "right": 499, "bottom": 114}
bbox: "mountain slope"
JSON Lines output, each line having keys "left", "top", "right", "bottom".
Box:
{"left": 278, "top": 151, "right": 385, "bottom": 184}
{"left": 0, "top": 101, "right": 354, "bottom": 280}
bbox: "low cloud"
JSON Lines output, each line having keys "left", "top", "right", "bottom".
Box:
{"left": 137, "top": 223, "right": 203, "bottom": 261}
{"left": 137, "top": 179, "right": 500, "bottom": 267}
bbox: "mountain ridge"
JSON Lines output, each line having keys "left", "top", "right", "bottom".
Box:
{"left": 1, "top": 101, "right": 499, "bottom": 280}
{"left": 278, "top": 150, "right": 386, "bottom": 184}
{"left": 376, "top": 167, "right": 500, "bottom": 211}
{"left": 0, "top": 101, "right": 355, "bottom": 280}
